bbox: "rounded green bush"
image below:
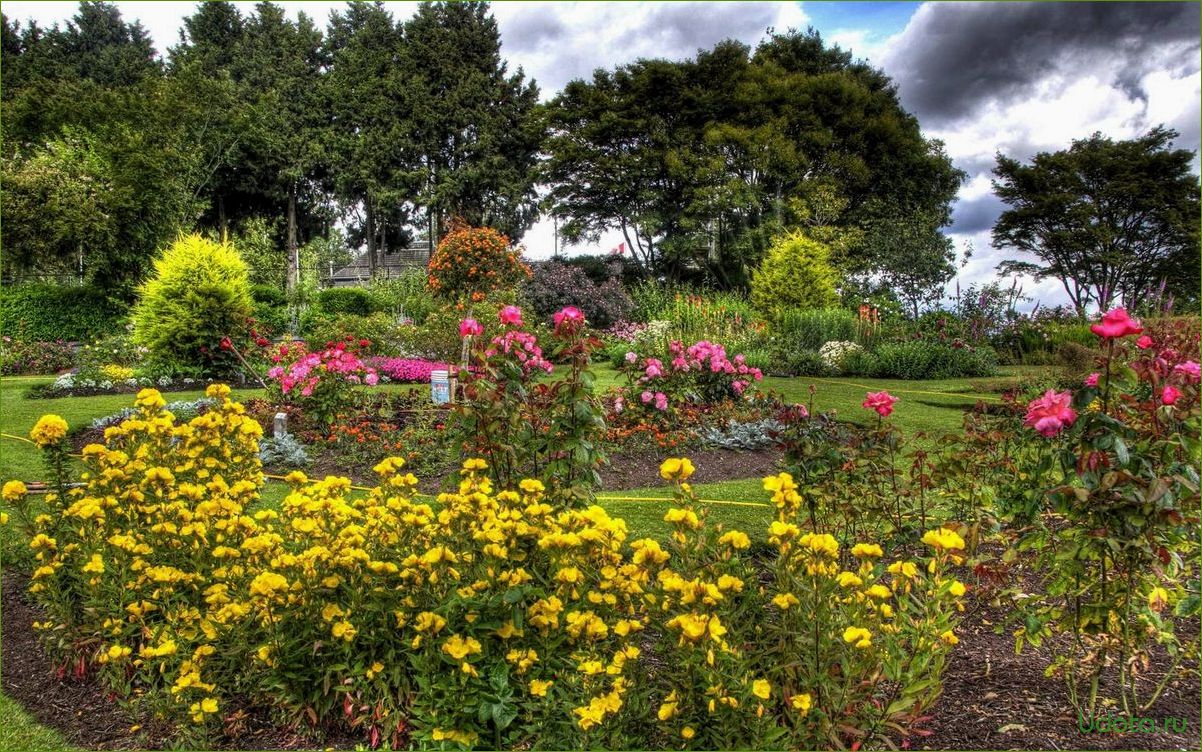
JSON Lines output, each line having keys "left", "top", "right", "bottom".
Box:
{"left": 131, "top": 234, "right": 254, "bottom": 376}
{"left": 750, "top": 232, "right": 839, "bottom": 317}
{"left": 317, "top": 287, "right": 377, "bottom": 317}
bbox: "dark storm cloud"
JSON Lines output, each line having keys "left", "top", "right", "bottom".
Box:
{"left": 886, "top": 2, "right": 1201, "bottom": 125}
{"left": 950, "top": 193, "right": 1007, "bottom": 235}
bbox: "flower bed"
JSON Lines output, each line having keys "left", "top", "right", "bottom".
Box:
{"left": 9, "top": 386, "right": 964, "bottom": 750}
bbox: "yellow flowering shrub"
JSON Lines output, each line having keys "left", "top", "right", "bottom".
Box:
{"left": 19, "top": 393, "right": 962, "bottom": 750}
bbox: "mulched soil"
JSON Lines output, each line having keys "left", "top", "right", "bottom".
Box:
{"left": 6, "top": 561, "right": 1198, "bottom": 751}
{"left": 598, "top": 445, "right": 784, "bottom": 491}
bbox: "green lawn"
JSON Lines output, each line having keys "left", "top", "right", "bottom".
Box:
{"left": 0, "top": 694, "right": 79, "bottom": 752}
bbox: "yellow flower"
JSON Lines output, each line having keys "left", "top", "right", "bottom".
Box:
{"left": 366, "top": 662, "right": 384, "bottom": 679}
{"left": 331, "top": 620, "right": 357, "bottom": 641}
{"left": 851, "top": 543, "right": 883, "bottom": 558}
{"left": 763, "top": 472, "right": 801, "bottom": 510}
{"left": 940, "top": 629, "right": 959, "bottom": 646}
{"left": 519, "top": 478, "right": 545, "bottom": 494}
{"left": 462, "top": 458, "right": 488, "bottom": 472}
{"left": 751, "top": 679, "right": 771, "bottom": 700}
{"left": 442, "top": 634, "right": 482, "bottom": 660}
{"left": 864, "top": 584, "right": 891, "bottom": 599}
{"left": 887, "top": 561, "right": 918, "bottom": 579}
{"left": 657, "top": 690, "right": 679, "bottom": 721}
{"left": 718, "top": 530, "right": 750, "bottom": 549}
{"left": 790, "top": 693, "right": 812, "bottom": 714}
{"left": 659, "top": 457, "right": 695, "bottom": 481}
{"left": 2, "top": 480, "right": 27, "bottom": 503}
{"left": 249, "top": 571, "right": 289, "bottom": 599}
{"left": 82, "top": 553, "right": 105, "bottom": 574}
{"left": 922, "top": 527, "right": 965, "bottom": 552}
{"left": 772, "top": 593, "right": 799, "bottom": 609}
{"left": 529, "top": 679, "right": 553, "bottom": 697}
{"left": 201, "top": 697, "right": 219, "bottom": 714}
{"left": 837, "top": 571, "right": 863, "bottom": 588}
{"left": 30, "top": 414, "right": 68, "bottom": 447}
{"left": 842, "top": 626, "right": 873, "bottom": 649}
{"left": 681, "top": 726, "right": 695, "bottom": 740}
{"left": 948, "top": 580, "right": 967, "bottom": 597}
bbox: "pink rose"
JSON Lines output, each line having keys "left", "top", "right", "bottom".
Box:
{"left": 625, "top": 351, "right": 638, "bottom": 364}
{"left": 862, "top": 391, "right": 899, "bottom": 418}
{"left": 1090, "top": 308, "right": 1143, "bottom": 340}
{"left": 613, "top": 397, "right": 624, "bottom": 414}
{"left": 1024, "top": 389, "right": 1077, "bottom": 437}
{"left": 365, "top": 372, "right": 379, "bottom": 386}
{"left": 654, "top": 392, "right": 668, "bottom": 411}
{"left": 1174, "top": 361, "right": 1200, "bottom": 383}
{"left": 645, "top": 363, "right": 663, "bottom": 378}
{"left": 1084, "top": 372, "right": 1099, "bottom": 387}
{"left": 640, "top": 390, "right": 653, "bottom": 404}
{"left": 1136, "top": 335, "right": 1154, "bottom": 349}
{"left": 1162, "top": 385, "right": 1180, "bottom": 405}
{"left": 499, "top": 305, "right": 523, "bottom": 327}
{"left": 552, "top": 306, "right": 585, "bottom": 335}
{"left": 459, "top": 318, "right": 483, "bottom": 338}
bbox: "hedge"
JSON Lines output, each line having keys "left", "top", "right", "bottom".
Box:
{"left": 0, "top": 284, "right": 128, "bottom": 342}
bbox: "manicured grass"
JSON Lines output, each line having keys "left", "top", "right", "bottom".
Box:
{"left": 0, "top": 693, "right": 78, "bottom": 752}
{"left": 597, "top": 477, "right": 771, "bottom": 541}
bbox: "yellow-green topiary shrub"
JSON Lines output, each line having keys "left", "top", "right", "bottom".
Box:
{"left": 750, "top": 232, "right": 839, "bottom": 318}
{"left": 132, "top": 234, "right": 254, "bottom": 377}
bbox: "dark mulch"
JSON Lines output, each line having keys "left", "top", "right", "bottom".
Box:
{"left": 598, "top": 445, "right": 784, "bottom": 491}
{"left": 921, "top": 595, "right": 1200, "bottom": 751}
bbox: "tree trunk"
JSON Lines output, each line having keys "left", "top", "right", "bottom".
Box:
{"left": 286, "top": 184, "right": 299, "bottom": 296}
{"left": 218, "top": 195, "right": 228, "bottom": 243}
{"left": 366, "top": 200, "right": 378, "bottom": 278}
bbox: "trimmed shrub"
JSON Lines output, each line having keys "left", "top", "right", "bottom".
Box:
{"left": 750, "top": 232, "right": 839, "bottom": 316}
{"left": 426, "top": 222, "right": 530, "bottom": 301}
{"left": 316, "top": 287, "right": 376, "bottom": 317}
{"left": 0, "top": 283, "right": 127, "bottom": 342}
{"left": 131, "top": 234, "right": 254, "bottom": 376}
{"left": 0, "top": 337, "right": 75, "bottom": 375}
{"left": 250, "top": 284, "right": 289, "bottom": 335}
{"left": 848, "top": 340, "right": 998, "bottom": 380}
{"left": 777, "top": 308, "right": 857, "bottom": 352}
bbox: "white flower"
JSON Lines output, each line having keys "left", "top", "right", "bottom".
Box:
{"left": 818, "top": 340, "right": 862, "bottom": 370}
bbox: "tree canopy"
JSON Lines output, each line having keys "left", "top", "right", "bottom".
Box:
{"left": 993, "top": 127, "right": 1201, "bottom": 314}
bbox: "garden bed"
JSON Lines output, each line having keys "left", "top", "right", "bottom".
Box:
{"left": 5, "top": 570, "right": 1195, "bottom": 751}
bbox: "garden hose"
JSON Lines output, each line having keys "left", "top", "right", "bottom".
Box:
{"left": 801, "top": 377, "right": 1003, "bottom": 402}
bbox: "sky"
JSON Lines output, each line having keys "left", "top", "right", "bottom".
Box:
{"left": 4, "top": 1, "right": 1200, "bottom": 310}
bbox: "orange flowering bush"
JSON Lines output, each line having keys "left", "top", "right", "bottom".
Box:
{"left": 427, "top": 222, "right": 531, "bottom": 302}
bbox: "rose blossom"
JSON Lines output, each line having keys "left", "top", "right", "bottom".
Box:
{"left": 640, "top": 390, "right": 653, "bottom": 404}
{"left": 862, "top": 391, "right": 899, "bottom": 418}
{"left": 1084, "top": 372, "right": 1100, "bottom": 387}
{"left": 553, "top": 306, "right": 585, "bottom": 335}
{"left": 459, "top": 318, "right": 483, "bottom": 338}
{"left": 1136, "top": 335, "right": 1154, "bottom": 349}
{"left": 499, "top": 305, "right": 523, "bottom": 327}
{"left": 654, "top": 392, "right": 668, "bottom": 411}
{"left": 625, "top": 351, "right": 638, "bottom": 364}
{"left": 1162, "top": 385, "right": 1180, "bottom": 405}
{"left": 1090, "top": 308, "right": 1143, "bottom": 340}
{"left": 1174, "top": 361, "right": 1200, "bottom": 383}
{"left": 1024, "top": 390, "right": 1077, "bottom": 437}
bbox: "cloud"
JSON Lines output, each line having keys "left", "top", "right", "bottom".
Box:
{"left": 491, "top": 1, "right": 808, "bottom": 94}
{"left": 881, "top": 2, "right": 1200, "bottom": 127}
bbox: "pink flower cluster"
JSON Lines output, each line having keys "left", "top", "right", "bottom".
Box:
{"left": 268, "top": 342, "right": 378, "bottom": 397}
{"left": 368, "top": 357, "right": 451, "bottom": 383}
{"left": 626, "top": 339, "right": 763, "bottom": 410}
{"left": 485, "top": 330, "right": 553, "bottom": 375}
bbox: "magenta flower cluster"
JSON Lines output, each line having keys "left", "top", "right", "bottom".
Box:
{"left": 627, "top": 339, "right": 764, "bottom": 411}
{"left": 368, "top": 357, "right": 452, "bottom": 383}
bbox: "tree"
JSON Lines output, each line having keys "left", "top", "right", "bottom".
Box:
{"left": 324, "top": 1, "right": 414, "bottom": 276}
{"left": 860, "top": 213, "right": 957, "bottom": 319}
{"left": 993, "top": 127, "right": 1200, "bottom": 315}
{"left": 542, "top": 28, "right": 962, "bottom": 285}
{"left": 404, "top": 1, "right": 542, "bottom": 240}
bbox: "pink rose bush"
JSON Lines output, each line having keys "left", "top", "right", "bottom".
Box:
{"left": 619, "top": 339, "right": 763, "bottom": 413}
{"left": 267, "top": 340, "right": 379, "bottom": 425}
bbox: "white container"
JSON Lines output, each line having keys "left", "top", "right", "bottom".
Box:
{"left": 431, "top": 369, "right": 451, "bottom": 404}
